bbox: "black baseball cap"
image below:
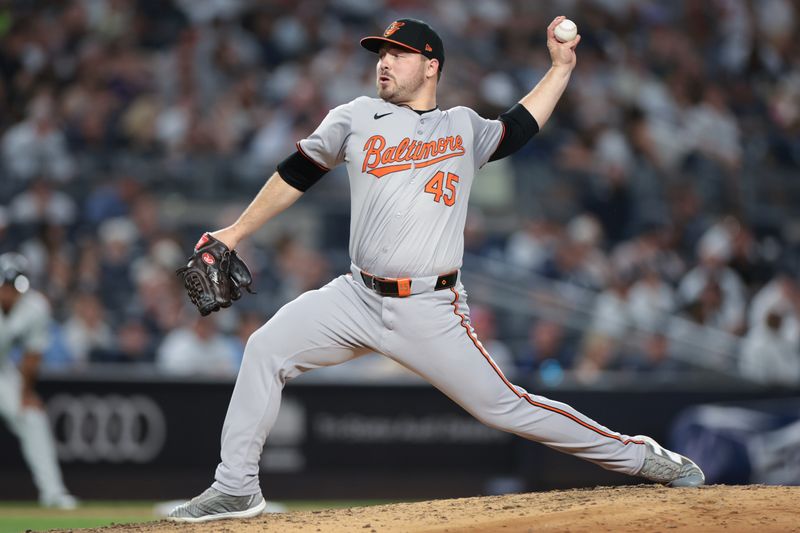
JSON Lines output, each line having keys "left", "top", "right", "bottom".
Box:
{"left": 360, "top": 19, "right": 445, "bottom": 72}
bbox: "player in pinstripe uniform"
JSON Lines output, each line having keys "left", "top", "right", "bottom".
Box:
{"left": 0, "top": 253, "right": 77, "bottom": 509}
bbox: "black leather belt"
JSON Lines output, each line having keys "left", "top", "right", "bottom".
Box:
{"left": 360, "top": 270, "right": 458, "bottom": 297}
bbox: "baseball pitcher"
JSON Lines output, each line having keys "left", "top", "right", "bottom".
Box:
{"left": 170, "top": 17, "right": 704, "bottom": 522}
{"left": 0, "top": 253, "right": 77, "bottom": 509}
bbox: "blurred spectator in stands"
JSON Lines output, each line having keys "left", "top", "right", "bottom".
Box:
{"left": 74, "top": 240, "right": 102, "bottom": 295}
{"left": 97, "top": 217, "right": 138, "bottom": 320}
{"left": 541, "top": 214, "right": 608, "bottom": 291}
{"left": 15, "top": 223, "right": 71, "bottom": 292}
{"left": 42, "top": 250, "right": 75, "bottom": 320}
{"left": 667, "top": 185, "right": 711, "bottom": 259}
{"left": 681, "top": 82, "right": 742, "bottom": 209}
{"left": 197, "top": 23, "right": 261, "bottom": 112}
{"left": 155, "top": 89, "right": 196, "bottom": 157}
{"left": 129, "top": 191, "right": 165, "bottom": 249}
{"left": 310, "top": 31, "right": 373, "bottom": 106}
{"left": 463, "top": 209, "right": 492, "bottom": 258}
{"left": 568, "top": 213, "right": 608, "bottom": 282}
{"left": 541, "top": 239, "right": 599, "bottom": 291}
{"left": 86, "top": 0, "right": 137, "bottom": 39}
{"left": 1, "top": 90, "right": 75, "bottom": 182}
{"left": 749, "top": 270, "right": 800, "bottom": 350}
{"left": 680, "top": 278, "right": 728, "bottom": 332}
{"left": 622, "top": 106, "right": 665, "bottom": 176}
{"left": 83, "top": 174, "right": 143, "bottom": 227}
{"left": 8, "top": 177, "right": 77, "bottom": 229}
{"left": 727, "top": 220, "right": 775, "bottom": 291}
{"left": 62, "top": 68, "right": 125, "bottom": 153}
{"left": 138, "top": 236, "right": 185, "bottom": 273}
{"left": 0, "top": 209, "right": 9, "bottom": 253}
{"left": 274, "top": 234, "right": 331, "bottom": 303}
{"left": 739, "top": 309, "right": 800, "bottom": 387}
{"left": 62, "top": 291, "right": 114, "bottom": 368}
{"left": 505, "top": 217, "right": 558, "bottom": 273}
{"left": 612, "top": 220, "right": 686, "bottom": 286}
{"left": 768, "top": 71, "right": 800, "bottom": 166}
{"left": 517, "top": 319, "right": 571, "bottom": 384}
{"left": 628, "top": 265, "right": 676, "bottom": 332}
{"left": 174, "top": 0, "right": 251, "bottom": 25}
{"left": 575, "top": 268, "right": 635, "bottom": 382}
{"left": 684, "top": 84, "right": 743, "bottom": 172}
{"left": 131, "top": 257, "right": 183, "bottom": 343}
{"left": 93, "top": 316, "right": 155, "bottom": 364}
{"left": 580, "top": 127, "right": 636, "bottom": 245}
{"left": 240, "top": 105, "right": 295, "bottom": 183}
{"left": 121, "top": 93, "right": 160, "bottom": 152}
{"left": 619, "top": 332, "right": 686, "bottom": 374}
{"left": 206, "top": 72, "right": 264, "bottom": 155}
{"left": 156, "top": 311, "right": 238, "bottom": 377}
{"left": 469, "top": 304, "right": 514, "bottom": 377}
{"left": 678, "top": 218, "right": 747, "bottom": 334}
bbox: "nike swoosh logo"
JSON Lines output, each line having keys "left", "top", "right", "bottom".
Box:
{"left": 373, "top": 112, "right": 393, "bottom": 120}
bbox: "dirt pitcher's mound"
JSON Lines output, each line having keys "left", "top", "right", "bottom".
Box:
{"left": 81, "top": 485, "right": 798, "bottom": 533}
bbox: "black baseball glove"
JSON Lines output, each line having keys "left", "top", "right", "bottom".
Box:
{"left": 176, "top": 233, "right": 254, "bottom": 316}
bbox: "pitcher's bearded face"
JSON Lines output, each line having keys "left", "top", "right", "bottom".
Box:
{"left": 376, "top": 45, "right": 427, "bottom": 103}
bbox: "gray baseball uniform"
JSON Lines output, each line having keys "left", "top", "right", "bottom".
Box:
{"left": 0, "top": 289, "right": 71, "bottom": 503}
{"left": 211, "top": 96, "right": 647, "bottom": 496}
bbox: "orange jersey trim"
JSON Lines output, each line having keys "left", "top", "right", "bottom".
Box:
{"left": 448, "top": 288, "right": 646, "bottom": 446}
{"left": 296, "top": 142, "right": 330, "bottom": 172}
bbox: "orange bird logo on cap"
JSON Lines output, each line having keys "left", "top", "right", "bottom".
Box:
{"left": 384, "top": 21, "right": 405, "bottom": 37}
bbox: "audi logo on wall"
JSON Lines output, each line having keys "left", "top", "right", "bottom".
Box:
{"left": 47, "top": 394, "right": 167, "bottom": 463}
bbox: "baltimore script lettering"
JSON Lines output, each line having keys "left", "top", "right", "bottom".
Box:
{"left": 362, "top": 135, "right": 466, "bottom": 178}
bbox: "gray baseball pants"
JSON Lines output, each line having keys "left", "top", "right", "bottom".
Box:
{"left": 213, "top": 270, "right": 646, "bottom": 495}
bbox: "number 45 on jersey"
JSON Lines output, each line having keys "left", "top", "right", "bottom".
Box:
{"left": 424, "top": 171, "right": 459, "bottom": 207}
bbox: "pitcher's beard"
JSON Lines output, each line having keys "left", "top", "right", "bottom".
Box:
{"left": 377, "top": 84, "right": 396, "bottom": 101}
{"left": 377, "top": 72, "right": 426, "bottom": 104}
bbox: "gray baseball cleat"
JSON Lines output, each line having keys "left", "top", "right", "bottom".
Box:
{"left": 167, "top": 487, "right": 266, "bottom": 522}
{"left": 634, "top": 435, "right": 705, "bottom": 487}
{"left": 40, "top": 493, "right": 79, "bottom": 510}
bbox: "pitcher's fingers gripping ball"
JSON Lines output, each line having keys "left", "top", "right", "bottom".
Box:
{"left": 554, "top": 18, "right": 578, "bottom": 42}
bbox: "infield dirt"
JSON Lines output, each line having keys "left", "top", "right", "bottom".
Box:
{"left": 57, "top": 484, "right": 798, "bottom": 533}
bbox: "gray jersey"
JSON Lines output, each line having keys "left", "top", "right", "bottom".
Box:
{"left": 0, "top": 290, "right": 50, "bottom": 362}
{"left": 298, "top": 96, "right": 504, "bottom": 278}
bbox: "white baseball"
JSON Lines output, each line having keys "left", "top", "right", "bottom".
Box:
{"left": 554, "top": 19, "right": 578, "bottom": 43}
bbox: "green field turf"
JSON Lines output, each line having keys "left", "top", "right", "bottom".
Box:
{"left": 0, "top": 500, "right": 392, "bottom": 533}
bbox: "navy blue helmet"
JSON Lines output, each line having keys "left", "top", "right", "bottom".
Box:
{"left": 0, "top": 253, "right": 31, "bottom": 293}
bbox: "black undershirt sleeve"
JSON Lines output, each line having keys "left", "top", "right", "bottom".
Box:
{"left": 276, "top": 150, "right": 328, "bottom": 192}
{"left": 488, "top": 103, "right": 540, "bottom": 162}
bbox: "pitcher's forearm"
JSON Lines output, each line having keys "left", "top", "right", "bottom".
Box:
{"left": 519, "top": 64, "right": 573, "bottom": 129}
{"left": 212, "top": 173, "right": 304, "bottom": 249}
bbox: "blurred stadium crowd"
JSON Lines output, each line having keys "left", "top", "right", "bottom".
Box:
{"left": 1, "top": 0, "right": 799, "bottom": 386}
